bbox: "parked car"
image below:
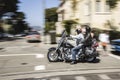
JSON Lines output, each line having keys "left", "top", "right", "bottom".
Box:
{"left": 15, "top": 33, "right": 26, "bottom": 37}
{"left": 3, "top": 33, "right": 14, "bottom": 38}
{"left": 111, "top": 39, "right": 120, "bottom": 52}
{"left": 26, "top": 31, "right": 41, "bottom": 42}
{"left": 0, "top": 33, "right": 3, "bottom": 39}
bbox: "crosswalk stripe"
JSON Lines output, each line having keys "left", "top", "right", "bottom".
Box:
{"left": 75, "top": 76, "right": 87, "bottom": 80}
{"left": 34, "top": 65, "right": 45, "bottom": 71}
{"left": 0, "top": 53, "right": 44, "bottom": 58}
{"left": 36, "top": 54, "right": 44, "bottom": 58}
{"left": 50, "top": 77, "right": 60, "bottom": 80}
{"left": 98, "top": 74, "right": 111, "bottom": 79}
{"left": 5, "top": 46, "right": 32, "bottom": 48}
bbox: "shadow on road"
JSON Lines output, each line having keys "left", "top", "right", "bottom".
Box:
{"left": 0, "top": 48, "right": 4, "bottom": 50}
{"left": 0, "top": 37, "right": 23, "bottom": 42}
{"left": 27, "top": 41, "right": 42, "bottom": 43}
{"left": 89, "top": 58, "right": 101, "bottom": 63}
{"left": 111, "top": 51, "right": 120, "bottom": 56}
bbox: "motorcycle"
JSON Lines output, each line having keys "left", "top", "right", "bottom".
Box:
{"left": 47, "top": 30, "right": 99, "bottom": 62}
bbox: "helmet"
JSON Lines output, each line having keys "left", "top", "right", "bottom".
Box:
{"left": 84, "top": 25, "right": 91, "bottom": 33}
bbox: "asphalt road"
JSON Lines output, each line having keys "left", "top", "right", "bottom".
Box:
{"left": 0, "top": 37, "right": 120, "bottom": 80}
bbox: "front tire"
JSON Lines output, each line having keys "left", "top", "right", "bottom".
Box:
{"left": 47, "top": 49, "right": 59, "bottom": 62}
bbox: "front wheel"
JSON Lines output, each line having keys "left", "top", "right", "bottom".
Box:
{"left": 47, "top": 49, "right": 59, "bottom": 62}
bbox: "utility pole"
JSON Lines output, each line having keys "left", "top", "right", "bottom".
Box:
{"left": 42, "top": 0, "right": 47, "bottom": 43}
{"left": 42, "top": 0, "right": 45, "bottom": 28}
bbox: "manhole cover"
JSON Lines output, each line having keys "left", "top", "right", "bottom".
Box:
{"left": 21, "top": 63, "right": 28, "bottom": 65}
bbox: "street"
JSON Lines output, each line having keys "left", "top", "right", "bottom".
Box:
{"left": 0, "top": 37, "right": 120, "bottom": 80}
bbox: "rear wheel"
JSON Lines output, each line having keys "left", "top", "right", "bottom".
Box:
{"left": 87, "top": 57, "right": 96, "bottom": 62}
{"left": 47, "top": 49, "right": 59, "bottom": 62}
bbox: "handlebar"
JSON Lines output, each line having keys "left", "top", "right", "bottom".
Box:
{"left": 67, "top": 37, "right": 73, "bottom": 40}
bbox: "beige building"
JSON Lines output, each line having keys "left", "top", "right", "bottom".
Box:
{"left": 56, "top": 0, "right": 120, "bottom": 34}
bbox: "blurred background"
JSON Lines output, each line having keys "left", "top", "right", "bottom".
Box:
{"left": 0, "top": 0, "right": 120, "bottom": 40}
{"left": 0, "top": 0, "right": 120, "bottom": 80}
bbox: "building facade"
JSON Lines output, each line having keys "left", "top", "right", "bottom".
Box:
{"left": 56, "top": 0, "right": 120, "bottom": 34}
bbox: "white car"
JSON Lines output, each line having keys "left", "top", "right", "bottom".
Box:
{"left": 26, "top": 31, "right": 41, "bottom": 42}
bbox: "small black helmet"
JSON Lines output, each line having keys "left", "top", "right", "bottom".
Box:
{"left": 84, "top": 25, "right": 91, "bottom": 33}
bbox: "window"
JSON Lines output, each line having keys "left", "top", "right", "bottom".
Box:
{"left": 96, "top": 0, "right": 101, "bottom": 12}
{"left": 105, "top": 0, "right": 110, "bottom": 12}
{"left": 84, "top": 3, "right": 90, "bottom": 15}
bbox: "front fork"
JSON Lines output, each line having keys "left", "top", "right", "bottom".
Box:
{"left": 54, "top": 47, "right": 65, "bottom": 61}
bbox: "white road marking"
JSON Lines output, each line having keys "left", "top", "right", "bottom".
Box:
{"left": 75, "top": 76, "right": 87, "bottom": 80}
{"left": 50, "top": 77, "right": 60, "bottom": 80}
{"left": 98, "top": 74, "right": 111, "bottom": 79}
{"left": 5, "top": 46, "right": 32, "bottom": 48}
{"left": 41, "top": 79, "right": 47, "bottom": 80}
{"left": 108, "top": 54, "right": 120, "bottom": 60}
{"left": 0, "top": 53, "right": 44, "bottom": 58}
{"left": 36, "top": 54, "right": 44, "bottom": 58}
{"left": 34, "top": 65, "right": 45, "bottom": 71}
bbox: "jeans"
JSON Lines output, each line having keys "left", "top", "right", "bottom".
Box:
{"left": 71, "top": 44, "right": 83, "bottom": 61}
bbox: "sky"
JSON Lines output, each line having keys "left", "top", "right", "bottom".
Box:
{"left": 19, "top": 0, "right": 60, "bottom": 28}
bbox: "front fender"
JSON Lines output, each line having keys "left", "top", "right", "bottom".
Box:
{"left": 48, "top": 47, "right": 56, "bottom": 51}
{"left": 48, "top": 47, "right": 61, "bottom": 54}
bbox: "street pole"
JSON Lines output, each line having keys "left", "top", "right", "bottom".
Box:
{"left": 42, "top": 0, "right": 47, "bottom": 43}
{"left": 42, "top": 0, "right": 45, "bottom": 28}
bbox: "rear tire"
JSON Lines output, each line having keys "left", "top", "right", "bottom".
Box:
{"left": 87, "top": 57, "right": 96, "bottom": 62}
{"left": 47, "top": 49, "right": 59, "bottom": 62}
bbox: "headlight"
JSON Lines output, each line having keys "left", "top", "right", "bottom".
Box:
{"left": 57, "top": 40, "right": 60, "bottom": 44}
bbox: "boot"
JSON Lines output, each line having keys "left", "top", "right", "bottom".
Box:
{"left": 71, "top": 60, "right": 77, "bottom": 64}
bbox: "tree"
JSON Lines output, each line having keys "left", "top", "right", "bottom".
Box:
{"left": 45, "top": 7, "right": 58, "bottom": 33}
{"left": 0, "top": 0, "right": 29, "bottom": 34}
{"left": 108, "top": 0, "right": 120, "bottom": 8}
{"left": 63, "top": 20, "right": 77, "bottom": 35}
{"left": 0, "top": 0, "right": 20, "bottom": 19}
{"left": 45, "top": 22, "right": 55, "bottom": 33}
{"left": 45, "top": 7, "right": 58, "bottom": 22}
{"left": 15, "top": 12, "right": 25, "bottom": 20}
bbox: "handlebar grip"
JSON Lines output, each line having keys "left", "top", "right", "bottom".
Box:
{"left": 67, "top": 37, "right": 73, "bottom": 40}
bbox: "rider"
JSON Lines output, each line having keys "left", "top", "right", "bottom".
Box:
{"left": 70, "top": 25, "right": 92, "bottom": 64}
{"left": 75, "top": 26, "right": 82, "bottom": 45}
